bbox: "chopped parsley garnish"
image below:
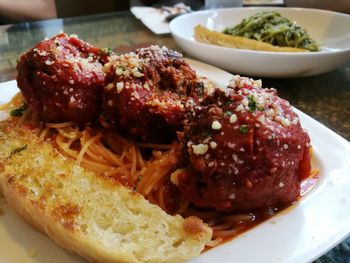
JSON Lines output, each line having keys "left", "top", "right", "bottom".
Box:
{"left": 239, "top": 125, "right": 249, "bottom": 134}
{"left": 8, "top": 145, "right": 27, "bottom": 159}
{"left": 10, "top": 104, "right": 27, "bottom": 117}
{"left": 101, "top": 47, "right": 114, "bottom": 55}
{"left": 201, "top": 129, "right": 212, "bottom": 137}
{"left": 248, "top": 95, "right": 257, "bottom": 112}
{"left": 224, "top": 100, "right": 233, "bottom": 106}
{"left": 224, "top": 110, "right": 233, "bottom": 117}
{"left": 190, "top": 128, "right": 212, "bottom": 137}
{"left": 247, "top": 95, "right": 264, "bottom": 112}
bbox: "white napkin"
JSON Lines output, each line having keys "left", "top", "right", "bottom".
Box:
{"left": 130, "top": 3, "right": 191, "bottom": 34}
{"left": 131, "top": 7, "right": 171, "bottom": 34}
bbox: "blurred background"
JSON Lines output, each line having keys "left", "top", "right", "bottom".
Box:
{"left": 56, "top": 0, "right": 129, "bottom": 18}
{"left": 1, "top": 0, "right": 349, "bottom": 25}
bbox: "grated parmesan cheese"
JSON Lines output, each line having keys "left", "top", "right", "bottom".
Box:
{"left": 211, "top": 120, "right": 222, "bottom": 130}
{"left": 210, "top": 141, "right": 217, "bottom": 149}
{"left": 229, "top": 114, "right": 237, "bottom": 123}
{"left": 192, "top": 143, "right": 209, "bottom": 155}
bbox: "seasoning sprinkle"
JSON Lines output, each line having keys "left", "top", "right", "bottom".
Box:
{"left": 10, "top": 104, "right": 27, "bottom": 117}
{"left": 239, "top": 125, "right": 249, "bottom": 134}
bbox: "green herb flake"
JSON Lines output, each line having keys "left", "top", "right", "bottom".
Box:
{"left": 201, "top": 129, "right": 212, "bottom": 137}
{"left": 8, "top": 145, "right": 27, "bottom": 159}
{"left": 224, "top": 110, "right": 233, "bottom": 117}
{"left": 239, "top": 125, "right": 249, "bottom": 134}
{"left": 101, "top": 47, "right": 114, "bottom": 55}
{"left": 10, "top": 104, "right": 27, "bottom": 117}
{"left": 248, "top": 95, "right": 257, "bottom": 112}
{"left": 224, "top": 100, "right": 233, "bottom": 106}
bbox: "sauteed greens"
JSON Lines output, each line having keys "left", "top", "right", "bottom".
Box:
{"left": 223, "top": 11, "right": 319, "bottom": 51}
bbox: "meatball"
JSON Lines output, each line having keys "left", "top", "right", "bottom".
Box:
{"left": 174, "top": 75, "right": 311, "bottom": 212}
{"left": 17, "top": 33, "right": 109, "bottom": 124}
{"left": 102, "top": 45, "right": 198, "bottom": 142}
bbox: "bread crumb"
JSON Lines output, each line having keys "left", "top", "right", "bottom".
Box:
{"left": 27, "top": 248, "right": 37, "bottom": 257}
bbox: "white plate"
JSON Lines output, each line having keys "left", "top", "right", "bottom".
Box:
{"left": 1, "top": 60, "right": 350, "bottom": 263}
{"left": 170, "top": 7, "right": 350, "bottom": 78}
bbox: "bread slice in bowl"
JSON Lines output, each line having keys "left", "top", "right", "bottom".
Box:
{"left": 194, "top": 25, "right": 307, "bottom": 52}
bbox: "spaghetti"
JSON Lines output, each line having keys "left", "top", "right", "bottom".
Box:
{"left": 0, "top": 92, "right": 318, "bottom": 248}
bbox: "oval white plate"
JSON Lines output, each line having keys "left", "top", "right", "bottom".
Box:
{"left": 170, "top": 7, "right": 350, "bottom": 78}
{"left": 1, "top": 60, "right": 350, "bottom": 263}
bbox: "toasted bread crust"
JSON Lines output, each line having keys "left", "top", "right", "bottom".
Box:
{"left": 194, "top": 25, "right": 307, "bottom": 52}
{"left": 0, "top": 121, "right": 212, "bottom": 263}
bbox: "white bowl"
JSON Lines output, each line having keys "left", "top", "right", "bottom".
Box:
{"left": 170, "top": 7, "right": 350, "bottom": 78}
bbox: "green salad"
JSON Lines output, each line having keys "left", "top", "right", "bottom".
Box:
{"left": 223, "top": 11, "right": 319, "bottom": 52}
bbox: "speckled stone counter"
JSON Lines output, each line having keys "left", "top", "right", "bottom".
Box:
{"left": 0, "top": 11, "right": 349, "bottom": 262}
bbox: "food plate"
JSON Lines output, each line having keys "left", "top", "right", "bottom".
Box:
{"left": 0, "top": 59, "right": 350, "bottom": 263}
{"left": 170, "top": 7, "right": 350, "bottom": 78}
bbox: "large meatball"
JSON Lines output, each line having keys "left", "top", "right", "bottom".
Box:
{"left": 102, "top": 45, "right": 198, "bottom": 143}
{"left": 174, "top": 75, "right": 311, "bottom": 212}
{"left": 17, "top": 33, "right": 109, "bottom": 124}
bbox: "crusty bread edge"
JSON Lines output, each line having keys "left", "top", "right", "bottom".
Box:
{"left": 0, "top": 174, "right": 138, "bottom": 263}
{"left": 194, "top": 25, "right": 307, "bottom": 52}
